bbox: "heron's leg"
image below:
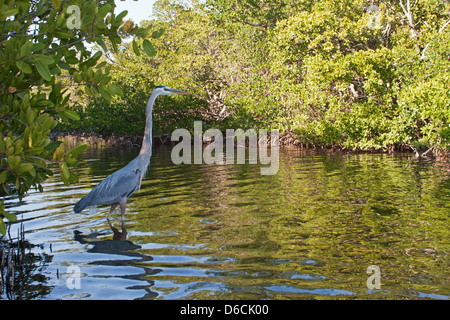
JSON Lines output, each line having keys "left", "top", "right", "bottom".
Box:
{"left": 119, "top": 199, "right": 127, "bottom": 221}
{"left": 108, "top": 203, "right": 118, "bottom": 220}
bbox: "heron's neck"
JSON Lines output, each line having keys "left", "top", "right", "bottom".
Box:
{"left": 139, "top": 93, "right": 157, "bottom": 159}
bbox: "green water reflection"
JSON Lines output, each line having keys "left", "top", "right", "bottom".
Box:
{"left": 3, "top": 145, "right": 449, "bottom": 299}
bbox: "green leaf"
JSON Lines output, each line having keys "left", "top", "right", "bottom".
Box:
{"left": 108, "top": 35, "right": 121, "bottom": 52}
{"left": 93, "top": 69, "right": 102, "bottom": 83}
{"left": 36, "top": 99, "right": 55, "bottom": 108}
{"left": 96, "top": 61, "right": 107, "bottom": 69}
{"left": 16, "top": 60, "right": 32, "bottom": 74}
{"left": 26, "top": 107, "right": 36, "bottom": 124}
{"left": 108, "top": 83, "right": 123, "bottom": 96}
{"left": 54, "top": 30, "right": 73, "bottom": 39}
{"left": 142, "top": 39, "right": 156, "bottom": 57}
{"left": 65, "top": 55, "right": 78, "bottom": 64}
{"left": 0, "top": 219, "right": 5, "bottom": 236}
{"left": 35, "top": 54, "right": 55, "bottom": 65}
{"left": 0, "top": 171, "right": 8, "bottom": 184}
{"left": 57, "top": 60, "right": 70, "bottom": 70}
{"left": 68, "top": 171, "right": 79, "bottom": 183}
{"left": 31, "top": 42, "right": 45, "bottom": 53}
{"left": 132, "top": 39, "right": 140, "bottom": 56}
{"left": 73, "top": 72, "right": 82, "bottom": 82}
{"left": 67, "top": 144, "right": 87, "bottom": 158}
{"left": 98, "top": 85, "right": 112, "bottom": 102}
{"left": 3, "top": 212, "right": 17, "bottom": 222}
{"left": 84, "top": 86, "right": 94, "bottom": 97}
{"left": 95, "top": 38, "right": 108, "bottom": 52}
{"left": 46, "top": 141, "right": 63, "bottom": 152}
{"left": 61, "top": 109, "right": 80, "bottom": 121}
{"left": 19, "top": 163, "right": 35, "bottom": 177}
{"left": 151, "top": 28, "right": 165, "bottom": 39}
{"left": 86, "top": 67, "right": 94, "bottom": 80}
{"left": 95, "top": 19, "right": 107, "bottom": 29}
{"left": 90, "top": 51, "right": 102, "bottom": 62}
{"left": 41, "top": 116, "right": 56, "bottom": 131}
{"left": 115, "top": 10, "right": 128, "bottom": 22}
{"left": 66, "top": 157, "right": 77, "bottom": 166}
{"left": 35, "top": 59, "right": 51, "bottom": 81}
{"left": 60, "top": 162, "right": 70, "bottom": 180}
{"left": 55, "top": 11, "right": 65, "bottom": 27}
{"left": 20, "top": 42, "right": 32, "bottom": 57}
{"left": 1, "top": 8, "right": 18, "bottom": 20}
{"left": 98, "top": 4, "right": 112, "bottom": 18}
{"left": 8, "top": 156, "right": 21, "bottom": 171}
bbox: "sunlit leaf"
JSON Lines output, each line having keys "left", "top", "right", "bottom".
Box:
{"left": 16, "top": 60, "right": 32, "bottom": 74}
{"left": 20, "top": 42, "right": 32, "bottom": 57}
{"left": 67, "top": 144, "right": 87, "bottom": 158}
{"left": 34, "top": 59, "right": 51, "bottom": 81}
{"left": 98, "top": 85, "right": 112, "bottom": 102}
{"left": 132, "top": 39, "right": 140, "bottom": 56}
{"left": 108, "top": 83, "right": 123, "bottom": 96}
{"left": 35, "top": 54, "right": 55, "bottom": 65}
{"left": 60, "top": 162, "right": 70, "bottom": 180}
{"left": 61, "top": 109, "right": 80, "bottom": 121}
{"left": 115, "top": 10, "right": 128, "bottom": 23}
{"left": 142, "top": 39, "right": 156, "bottom": 57}
{"left": 0, "top": 220, "right": 6, "bottom": 236}
{"left": 98, "top": 4, "right": 112, "bottom": 18}
{"left": 151, "top": 28, "right": 165, "bottom": 39}
{"left": 0, "top": 171, "right": 8, "bottom": 184}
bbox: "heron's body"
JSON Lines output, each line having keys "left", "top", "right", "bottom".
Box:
{"left": 73, "top": 86, "right": 189, "bottom": 218}
{"left": 73, "top": 156, "right": 146, "bottom": 213}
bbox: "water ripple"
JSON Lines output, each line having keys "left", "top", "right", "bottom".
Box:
{"left": 3, "top": 147, "right": 449, "bottom": 300}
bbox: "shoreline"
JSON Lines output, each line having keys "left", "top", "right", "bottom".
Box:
{"left": 50, "top": 131, "right": 449, "bottom": 161}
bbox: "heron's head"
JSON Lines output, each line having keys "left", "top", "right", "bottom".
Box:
{"left": 153, "top": 85, "right": 190, "bottom": 96}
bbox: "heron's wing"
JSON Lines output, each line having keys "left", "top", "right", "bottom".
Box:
{"left": 80, "top": 167, "right": 141, "bottom": 207}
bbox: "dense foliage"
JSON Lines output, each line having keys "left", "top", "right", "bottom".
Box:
{"left": 60, "top": 0, "right": 449, "bottom": 152}
{"left": 0, "top": 0, "right": 155, "bottom": 234}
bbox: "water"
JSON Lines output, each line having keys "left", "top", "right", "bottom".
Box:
{"left": 2, "top": 144, "right": 449, "bottom": 300}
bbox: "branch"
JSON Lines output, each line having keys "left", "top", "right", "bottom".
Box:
{"left": 380, "top": 0, "right": 409, "bottom": 25}
{"left": 438, "top": 18, "right": 450, "bottom": 34}
{"left": 1, "top": 0, "right": 73, "bottom": 43}
{"left": 380, "top": 0, "right": 418, "bottom": 37}
{"left": 407, "top": 145, "right": 434, "bottom": 158}
{"left": 241, "top": 20, "right": 267, "bottom": 28}
{"left": 407, "top": 144, "right": 420, "bottom": 157}
{"left": 422, "top": 147, "right": 434, "bottom": 157}
{"left": 0, "top": 36, "right": 91, "bottom": 67}
{"left": 421, "top": 19, "right": 450, "bottom": 60}
{"left": 25, "top": 155, "right": 57, "bottom": 165}
{"left": 398, "top": 0, "right": 407, "bottom": 15}
{"left": 42, "top": 35, "right": 93, "bottom": 55}
{"left": 21, "top": 159, "right": 48, "bottom": 171}
{"left": 399, "top": 0, "right": 419, "bottom": 37}
{"left": 103, "top": 50, "right": 125, "bottom": 70}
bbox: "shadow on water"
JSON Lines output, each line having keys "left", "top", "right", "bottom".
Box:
{"left": 74, "top": 220, "right": 141, "bottom": 253}
{"left": 72, "top": 221, "right": 161, "bottom": 300}
{"left": 1, "top": 144, "right": 449, "bottom": 300}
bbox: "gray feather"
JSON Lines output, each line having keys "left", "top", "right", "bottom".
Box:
{"left": 74, "top": 160, "right": 142, "bottom": 213}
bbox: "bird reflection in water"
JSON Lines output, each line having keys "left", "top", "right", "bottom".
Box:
{"left": 73, "top": 221, "right": 161, "bottom": 299}
{"left": 73, "top": 219, "right": 140, "bottom": 254}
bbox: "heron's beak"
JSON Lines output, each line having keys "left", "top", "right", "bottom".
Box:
{"left": 168, "top": 88, "right": 190, "bottom": 95}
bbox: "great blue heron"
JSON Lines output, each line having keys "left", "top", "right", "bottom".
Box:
{"left": 73, "top": 85, "right": 190, "bottom": 219}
